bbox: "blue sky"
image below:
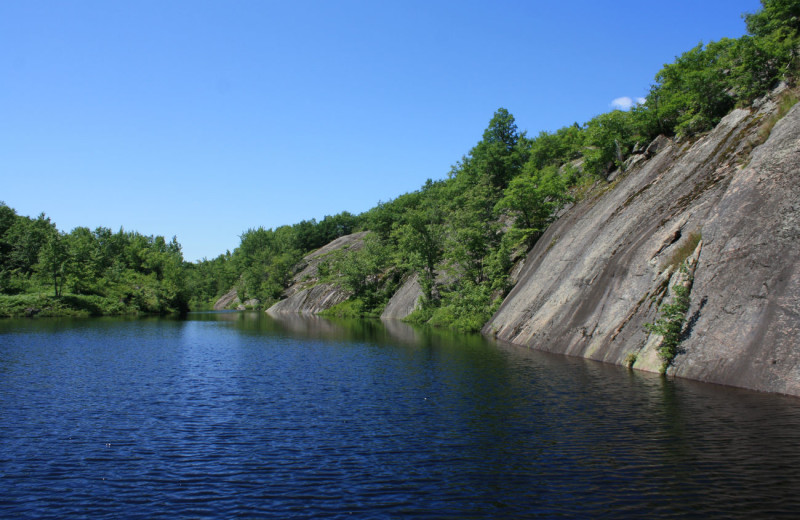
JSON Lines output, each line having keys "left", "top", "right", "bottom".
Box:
{"left": 1, "top": 0, "right": 762, "bottom": 262}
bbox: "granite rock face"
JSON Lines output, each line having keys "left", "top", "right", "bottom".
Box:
{"left": 670, "top": 102, "right": 800, "bottom": 394}
{"left": 266, "top": 231, "right": 368, "bottom": 315}
{"left": 266, "top": 283, "right": 350, "bottom": 315}
{"left": 285, "top": 231, "right": 369, "bottom": 297}
{"left": 380, "top": 273, "right": 423, "bottom": 320}
{"left": 484, "top": 98, "right": 800, "bottom": 395}
{"left": 213, "top": 287, "right": 239, "bottom": 310}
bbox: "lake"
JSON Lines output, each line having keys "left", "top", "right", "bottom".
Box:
{"left": 1, "top": 311, "right": 799, "bottom": 518}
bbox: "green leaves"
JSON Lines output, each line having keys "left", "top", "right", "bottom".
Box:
{"left": 494, "top": 165, "right": 571, "bottom": 249}
{"left": 645, "top": 264, "right": 694, "bottom": 372}
{"left": 745, "top": 0, "right": 800, "bottom": 38}
{"left": 582, "top": 109, "right": 645, "bottom": 176}
{"left": 464, "top": 108, "right": 528, "bottom": 190}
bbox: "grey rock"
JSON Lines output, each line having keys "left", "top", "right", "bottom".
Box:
{"left": 485, "top": 99, "right": 800, "bottom": 396}
{"left": 266, "top": 231, "right": 369, "bottom": 315}
{"left": 644, "top": 134, "right": 671, "bottom": 157}
{"left": 381, "top": 273, "right": 423, "bottom": 320}
{"left": 286, "top": 231, "right": 369, "bottom": 297}
{"left": 669, "top": 102, "right": 800, "bottom": 395}
{"left": 623, "top": 153, "right": 646, "bottom": 172}
{"left": 266, "top": 283, "right": 350, "bottom": 315}
{"left": 213, "top": 288, "right": 239, "bottom": 310}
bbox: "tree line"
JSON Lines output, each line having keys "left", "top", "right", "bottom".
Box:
{"left": 0, "top": 205, "right": 189, "bottom": 316}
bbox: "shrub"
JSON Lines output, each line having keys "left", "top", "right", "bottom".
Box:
{"left": 645, "top": 264, "right": 693, "bottom": 373}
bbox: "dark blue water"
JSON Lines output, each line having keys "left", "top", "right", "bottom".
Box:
{"left": 1, "top": 312, "right": 800, "bottom": 519}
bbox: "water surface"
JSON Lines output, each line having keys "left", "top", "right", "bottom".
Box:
{"left": 1, "top": 311, "right": 799, "bottom": 518}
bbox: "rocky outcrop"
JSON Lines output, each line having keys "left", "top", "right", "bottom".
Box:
{"left": 380, "top": 273, "right": 423, "bottom": 320}
{"left": 213, "top": 287, "right": 239, "bottom": 310}
{"left": 484, "top": 95, "right": 800, "bottom": 395}
{"left": 670, "top": 101, "right": 800, "bottom": 395}
{"left": 285, "top": 231, "right": 368, "bottom": 297}
{"left": 236, "top": 298, "right": 260, "bottom": 310}
{"left": 266, "top": 231, "right": 368, "bottom": 314}
{"left": 267, "top": 283, "right": 350, "bottom": 315}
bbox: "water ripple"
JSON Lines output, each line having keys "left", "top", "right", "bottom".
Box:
{"left": 1, "top": 314, "right": 800, "bottom": 518}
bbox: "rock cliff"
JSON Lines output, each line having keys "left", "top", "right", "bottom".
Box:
{"left": 380, "top": 273, "right": 422, "bottom": 320}
{"left": 484, "top": 92, "right": 800, "bottom": 396}
{"left": 266, "top": 231, "right": 368, "bottom": 315}
{"left": 261, "top": 91, "right": 799, "bottom": 396}
{"left": 213, "top": 287, "right": 239, "bottom": 310}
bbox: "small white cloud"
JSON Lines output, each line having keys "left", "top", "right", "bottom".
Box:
{"left": 611, "top": 96, "right": 646, "bottom": 110}
{"left": 611, "top": 96, "right": 634, "bottom": 110}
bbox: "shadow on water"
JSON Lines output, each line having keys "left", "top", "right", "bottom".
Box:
{"left": 186, "top": 310, "right": 492, "bottom": 351}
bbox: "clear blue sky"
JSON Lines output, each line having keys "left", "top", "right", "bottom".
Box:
{"left": 1, "top": 0, "right": 762, "bottom": 262}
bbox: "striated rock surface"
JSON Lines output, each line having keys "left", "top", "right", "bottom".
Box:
{"left": 484, "top": 98, "right": 800, "bottom": 395}
{"left": 285, "top": 231, "right": 368, "bottom": 297}
{"left": 670, "top": 102, "right": 800, "bottom": 394}
{"left": 266, "top": 231, "right": 367, "bottom": 314}
{"left": 380, "top": 273, "right": 423, "bottom": 320}
{"left": 213, "top": 287, "right": 239, "bottom": 310}
{"left": 267, "top": 283, "right": 350, "bottom": 315}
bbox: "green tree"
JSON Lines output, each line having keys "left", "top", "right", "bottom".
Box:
{"left": 394, "top": 185, "right": 445, "bottom": 302}
{"left": 65, "top": 227, "right": 102, "bottom": 294}
{"left": 331, "top": 232, "right": 392, "bottom": 312}
{"left": 495, "top": 165, "right": 571, "bottom": 248}
{"left": 461, "top": 108, "right": 528, "bottom": 190}
{"left": 745, "top": 0, "right": 800, "bottom": 38}
{"left": 37, "top": 230, "right": 69, "bottom": 297}
{"left": 582, "top": 109, "right": 642, "bottom": 175}
{"left": 445, "top": 175, "right": 499, "bottom": 284}
{"left": 527, "top": 124, "right": 585, "bottom": 170}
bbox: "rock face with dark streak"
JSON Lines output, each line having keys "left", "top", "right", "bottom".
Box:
{"left": 484, "top": 95, "right": 800, "bottom": 396}
{"left": 380, "top": 273, "right": 423, "bottom": 320}
{"left": 671, "top": 101, "right": 800, "bottom": 395}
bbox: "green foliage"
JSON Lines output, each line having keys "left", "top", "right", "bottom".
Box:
{"left": 0, "top": 203, "right": 190, "bottom": 316}
{"left": 425, "top": 281, "right": 500, "bottom": 333}
{"left": 495, "top": 165, "right": 571, "bottom": 248}
{"left": 466, "top": 108, "right": 528, "bottom": 190}
{"left": 745, "top": 0, "right": 800, "bottom": 39}
{"left": 329, "top": 232, "right": 395, "bottom": 314}
{"left": 0, "top": 293, "right": 129, "bottom": 318}
{"left": 651, "top": 40, "right": 739, "bottom": 138}
{"left": 185, "top": 249, "right": 238, "bottom": 307}
{"left": 582, "top": 109, "right": 651, "bottom": 176}
{"left": 290, "top": 211, "right": 360, "bottom": 252}
{"left": 527, "top": 124, "right": 585, "bottom": 170}
{"left": 229, "top": 211, "right": 365, "bottom": 306}
{"left": 393, "top": 182, "right": 447, "bottom": 301}
{"left": 758, "top": 89, "right": 800, "bottom": 141}
{"left": 444, "top": 175, "right": 499, "bottom": 285}
{"left": 320, "top": 298, "right": 365, "bottom": 319}
{"left": 645, "top": 266, "right": 693, "bottom": 373}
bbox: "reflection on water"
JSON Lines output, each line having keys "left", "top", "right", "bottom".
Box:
{"left": 1, "top": 311, "right": 799, "bottom": 519}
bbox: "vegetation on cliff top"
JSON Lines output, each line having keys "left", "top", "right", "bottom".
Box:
{"left": 2, "top": 0, "right": 797, "bottom": 324}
